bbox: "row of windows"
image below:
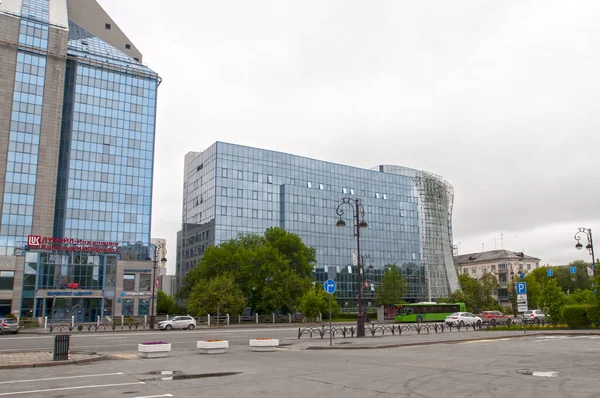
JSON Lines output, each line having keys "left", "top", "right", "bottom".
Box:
{"left": 76, "top": 75, "right": 151, "bottom": 97}
{"left": 73, "top": 122, "right": 154, "bottom": 143}
{"left": 73, "top": 112, "right": 152, "bottom": 133}
{"left": 63, "top": 199, "right": 150, "bottom": 215}
{"left": 461, "top": 263, "right": 538, "bottom": 274}
{"left": 69, "top": 160, "right": 151, "bottom": 179}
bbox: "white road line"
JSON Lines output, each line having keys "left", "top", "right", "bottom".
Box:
{"left": 134, "top": 395, "right": 174, "bottom": 398}
{"left": 0, "top": 382, "right": 145, "bottom": 396}
{"left": 0, "top": 372, "right": 124, "bottom": 385}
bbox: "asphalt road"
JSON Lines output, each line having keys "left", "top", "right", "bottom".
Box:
{"left": 1, "top": 332, "right": 600, "bottom": 397}
{"left": 0, "top": 326, "right": 302, "bottom": 354}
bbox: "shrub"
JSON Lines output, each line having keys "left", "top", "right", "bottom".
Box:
{"left": 586, "top": 305, "right": 600, "bottom": 326}
{"left": 561, "top": 305, "right": 591, "bottom": 329}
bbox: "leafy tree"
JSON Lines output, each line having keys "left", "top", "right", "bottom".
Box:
{"left": 187, "top": 274, "right": 246, "bottom": 317}
{"left": 555, "top": 260, "right": 592, "bottom": 293}
{"left": 522, "top": 272, "right": 542, "bottom": 309}
{"left": 449, "top": 273, "right": 499, "bottom": 313}
{"left": 566, "top": 289, "right": 595, "bottom": 305}
{"left": 179, "top": 227, "right": 315, "bottom": 314}
{"left": 157, "top": 291, "right": 177, "bottom": 315}
{"left": 540, "top": 278, "right": 568, "bottom": 324}
{"left": 375, "top": 264, "right": 407, "bottom": 306}
{"left": 298, "top": 286, "right": 340, "bottom": 319}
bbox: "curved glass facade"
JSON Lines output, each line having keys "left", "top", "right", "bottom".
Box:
{"left": 178, "top": 143, "right": 459, "bottom": 310}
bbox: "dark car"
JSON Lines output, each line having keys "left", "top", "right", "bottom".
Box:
{"left": 0, "top": 318, "right": 20, "bottom": 335}
{"left": 479, "top": 311, "right": 512, "bottom": 325}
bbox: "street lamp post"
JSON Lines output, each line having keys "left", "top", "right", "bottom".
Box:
{"left": 574, "top": 228, "right": 596, "bottom": 277}
{"left": 148, "top": 242, "right": 167, "bottom": 329}
{"left": 335, "top": 198, "right": 368, "bottom": 337}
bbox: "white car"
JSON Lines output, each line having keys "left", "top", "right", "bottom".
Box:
{"left": 523, "top": 310, "right": 545, "bottom": 324}
{"left": 158, "top": 316, "right": 196, "bottom": 331}
{"left": 445, "top": 312, "right": 482, "bottom": 327}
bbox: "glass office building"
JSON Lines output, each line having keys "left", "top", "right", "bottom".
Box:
{"left": 0, "top": 0, "right": 159, "bottom": 320}
{"left": 177, "top": 142, "right": 460, "bottom": 310}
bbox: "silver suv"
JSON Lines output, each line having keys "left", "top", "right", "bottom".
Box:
{"left": 523, "top": 310, "right": 545, "bottom": 323}
{"left": 158, "top": 316, "right": 196, "bottom": 331}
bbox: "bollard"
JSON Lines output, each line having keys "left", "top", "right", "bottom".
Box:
{"left": 166, "top": 314, "right": 169, "bottom": 320}
{"left": 272, "top": 313, "right": 275, "bottom": 324}
{"left": 121, "top": 315, "right": 124, "bottom": 327}
{"left": 226, "top": 313, "right": 230, "bottom": 325}
{"left": 255, "top": 313, "right": 258, "bottom": 324}
{"left": 238, "top": 314, "right": 241, "bottom": 324}
{"left": 144, "top": 315, "right": 147, "bottom": 327}
{"left": 207, "top": 314, "right": 211, "bottom": 326}
{"left": 44, "top": 316, "right": 48, "bottom": 329}
{"left": 71, "top": 316, "right": 74, "bottom": 328}
{"left": 289, "top": 313, "right": 292, "bottom": 324}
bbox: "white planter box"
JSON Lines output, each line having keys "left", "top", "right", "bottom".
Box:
{"left": 249, "top": 339, "right": 279, "bottom": 352}
{"left": 197, "top": 340, "right": 229, "bottom": 354}
{"left": 138, "top": 343, "right": 171, "bottom": 358}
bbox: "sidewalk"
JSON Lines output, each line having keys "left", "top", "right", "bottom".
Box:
{"left": 0, "top": 351, "right": 107, "bottom": 369}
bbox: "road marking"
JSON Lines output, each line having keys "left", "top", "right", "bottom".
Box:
{"left": 0, "top": 382, "right": 145, "bottom": 396}
{"left": 0, "top": 372, "right": 124, "bottom": 385}
{"left": 134, "top": 395, "right": 174, "bottom": 398}
{"left": 457, "top": 338, "right": 513, "bottom": 344}
{"left": 532, "top": 371, "right": 559, "bottom": 377}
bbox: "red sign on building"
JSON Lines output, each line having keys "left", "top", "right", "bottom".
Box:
{"left": 26, "top": 235, "right": 119, "bottom": 253}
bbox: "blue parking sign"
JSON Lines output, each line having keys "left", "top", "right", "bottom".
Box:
{"left": 547, "top": 269, "right": 553, "bottom": 277}
{"left": 570, "top": 266, "right": 577, "bottom": 274}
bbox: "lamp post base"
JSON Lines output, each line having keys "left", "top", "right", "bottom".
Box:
{"left": 149, "top": 315, "right": 155, "bottom": 330}
{"left": 356, "top": 314, "right": 366, "bottom": 337}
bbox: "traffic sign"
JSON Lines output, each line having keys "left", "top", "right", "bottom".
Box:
{"left": 517, "top": 294, "right": 527, "bottom": 302}
{"left": 570, "top": 266, "right": 577, "bottom": 274}
{"left": 515, "top": 282, "right": 527, "bottom": 295}
{"left": 547, "top": 269, "right": 553, "bottom": 277}
{"left": 518, "top": 304, "right": 528, "bottom": 312}
{"left": 324, "top": 279, "right": 337, "bottom": 294}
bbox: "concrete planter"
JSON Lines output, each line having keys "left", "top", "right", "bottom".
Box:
{"left": 197, "top": 340, "right": 229, "bottom": 354}
{"left": 138, "top": 343, "right": 171, "bottom": 358}
{"left": 249, "top": 338, "right": 279, "bottom": 352}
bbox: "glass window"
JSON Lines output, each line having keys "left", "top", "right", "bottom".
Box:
{"left": 252, "top": 172, "right": 258, "bottom": 182}
{"left": 527, "top": 264, "right": 531, "bottom": 270}
{"left": 267, "top": 192, "right": 273, "bottom": 201}
{"left": 0, "top": 299, "right": 11, "bottom": 317}
{"left": 471, "top": 268, "right": 476, "bottom": 274}
{"left": 319, "top": 184, "right": 324, "bottom": 190}
{"left": 139, "top": 274, "right": 151, "bottom": 291}
{"left": 123, "top": 274, "right": 135, "bottom": 291}
{"left": 237, "top": 170, "right": 243, "bottom": 180}
{"left": 0, "top": 271, "right": 14, "bottom": 290}
{"left": 491, "top": 265, "right": 496, "bottom": 271}
{"left": 463, "top": 268, "right": 468, "bottom": 274}
{"left": 383, "top": 194, "right": 387, "bottom": 200}
{"left": 122, "top": 299, "right": 134, "bottom": 316}
{"left": 343, "top": 188, "right": 347, "bottom": 194}
{"left": 138, "top": 299, "right": 150, "bottom": 315}
{"left": 252, "top": 191, "right": 258, "bottom": 200}
{"left": 350, "top": 189, "right": 355, "bottom": 195}
{"left": 221, "top": 187, "right": 227, "bottom": 196}
{"left": 375, "top": 193, "right": 380, "bottom": 199}
{"left": 221, "top": 206, "right": 227, "bottom": 215}
{"left": 267, "top": 175, "right": 273, "bottom": 184}
{"left": 222, "top": 168, "right": 228, "bottom": 178}
{"left": 267, "top": 211, "right": 273, "bottom": 220}
{"left": 252, "top": 209, "right": 258, "bottom": 218}
{"left": 237, "top": 208, "right": 243, "bottom": 217}
{"left": 307, "top": 182, "right": 312, "bottom": 188}
{"left": 237, "top": 189, "right": 243, "bottom": 198}
{"left": 293, "top": 213, "right": 299, "bottom": 221}
{"left": 482, "top": 267, "right": 487, "bottom": 273}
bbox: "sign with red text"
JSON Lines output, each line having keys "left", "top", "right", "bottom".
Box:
{"left": 27, "top": 235, "right": 118, "bottom": 253}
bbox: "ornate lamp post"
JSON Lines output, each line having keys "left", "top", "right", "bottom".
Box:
{"left": 148, "top": 242, "right": 167, "bottom": 329}
{"left": 575, "top": 228, "right": 595, "bottom": 277}
{"left": 335, "top": 198, "right": 368, "bottom": 337}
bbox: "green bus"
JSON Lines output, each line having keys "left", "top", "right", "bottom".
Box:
{"left": 395, "top": 302, "right": 466, "bottom": 323}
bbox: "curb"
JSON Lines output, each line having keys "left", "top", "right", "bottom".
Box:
{"left": 305, "top": 333, "right": 542, "bottom": 350}
{"left": 0, "top": 355, "right": 108, "bottom": 370}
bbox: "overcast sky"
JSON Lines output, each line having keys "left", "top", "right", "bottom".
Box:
{"left": 98, "top": 0, "right": 600, "bottom": 274}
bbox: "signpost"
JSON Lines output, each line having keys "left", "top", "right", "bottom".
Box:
{"left": 324, "top": 279, "right": 337, "bottom": 347}
{"left": 515, "top": 282, "right": 527, "bottom": 334}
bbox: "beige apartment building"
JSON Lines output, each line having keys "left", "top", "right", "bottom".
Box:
{"left": 454, "top": 250, "right": 541, "bottom": 303}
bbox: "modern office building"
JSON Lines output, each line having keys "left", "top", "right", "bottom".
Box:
{"left": 176, "top": 142, "right": 460, "bottom": 310}
{"left": 0, "top": 0, "right": 159, "bottom": 321}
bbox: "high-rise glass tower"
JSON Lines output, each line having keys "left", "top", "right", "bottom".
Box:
{"left": 0, "top": 0, "right": 159, "bottom": 319}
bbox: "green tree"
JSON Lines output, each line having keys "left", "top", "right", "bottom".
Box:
{"left": 375, "top": 264, "right": 407, "bottom": 306}
{"left": 566, "top": 289, "right": 595, "bottom": 305}
{"left": 540, "top": 278, "right": 568, "bottom": 324}
{"left": 555, "top": 260, "right": 592, "bottom": 293}
{"left": 179, "top": 228, "right": 315, "bottom": 314}
{"left": 157, "top": 291, "right": 177, "bottom": 315}
{"left": 187, "top": 274, "right": 246, "bottom": 317}
{"left": 451, "top": 273, "right": 499, "bottom": 313}
{"left": 522, "top": 273, "right": 542, "bottom": 309}
{"left": 298, "top": 286, "right": 340, "bottom": 319}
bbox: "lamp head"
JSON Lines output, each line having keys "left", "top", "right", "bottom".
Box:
{"left": 359, "top": 220, "right": 368, "bottom": 229}
{"left": 576, "top": 242, "right": 583, "bottom": 250}
{"left": 336, "top": 219, "right": 346, "bottom": 228}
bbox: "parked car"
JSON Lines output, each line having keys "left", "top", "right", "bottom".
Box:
{"left": 157, "top": 316, "right": 196, "bottom": 331}
{"left": 445, "top": 312, "right": 482, "bottom": 327}
{"left": 0, "top": 318, "right": 20, "bottom": 335}
{"left": 523, "top": 310, "right": 545, "bottom": 324}
{"left": 479, "top": 311, "right": 512, "bottom": 325}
